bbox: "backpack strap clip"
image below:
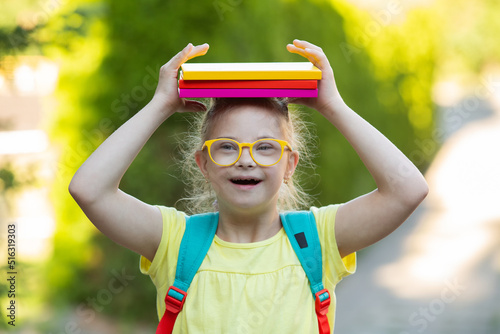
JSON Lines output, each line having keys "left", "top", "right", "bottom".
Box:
{"left": 165, "top": 286, "right": 187, "bottom": 314}
{"left": 314, "top": 288, "right": 330, "bottom": 315}
{"left": 315, "top": 288, "right": 331, "bottom": 334}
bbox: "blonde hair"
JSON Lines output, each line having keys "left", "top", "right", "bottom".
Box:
{"left": 177, "top": 98, "right": 315, "bottom": 214}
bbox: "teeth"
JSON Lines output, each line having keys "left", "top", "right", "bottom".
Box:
{"left": 231, "top": 178, "right": 260, "bottom": 185}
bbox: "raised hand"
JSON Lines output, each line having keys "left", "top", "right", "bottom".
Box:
{"left": 153, "top": 43, "right": 210, "bottom": 114}
{"left": 286, "top": 39, "right": 343, "bottom": 113}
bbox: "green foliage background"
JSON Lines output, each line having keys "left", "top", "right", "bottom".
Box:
{"left": 2, "top": 0, "right": 499, "bottom": 331}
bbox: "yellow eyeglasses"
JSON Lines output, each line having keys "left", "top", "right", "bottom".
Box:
{"left": 202, "top": 138, "right": 292, "bottom": 167}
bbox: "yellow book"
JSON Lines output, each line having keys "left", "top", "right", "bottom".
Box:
{"left": 180, "top": 62, "right": 322, "bottom": 80}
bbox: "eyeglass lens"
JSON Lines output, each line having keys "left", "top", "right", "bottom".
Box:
{"left": 209, "top": 139, "right": 283, "bottom": 166}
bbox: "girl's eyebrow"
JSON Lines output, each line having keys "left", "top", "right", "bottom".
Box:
{"left": 215, "top": 136, "right": 278, "bottom": 140}
{"left": 257, "top": 136, "right": 278, "bottom": 140}
{"left": 215, "top": 136, "right": 237, "bottom": 140}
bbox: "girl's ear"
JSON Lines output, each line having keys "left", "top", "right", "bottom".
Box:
{"left": 286, "top": 150, "right": 300, "bottom": 178}
{"left": 195, "top": 150, "right": 209, "bottom": 178}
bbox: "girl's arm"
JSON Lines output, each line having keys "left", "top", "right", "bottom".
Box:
{"left": 287, "top": 40, "right": 428, "bottom": 258}
{"left": 69, "top": 43, "right": 209, "bottom": 262}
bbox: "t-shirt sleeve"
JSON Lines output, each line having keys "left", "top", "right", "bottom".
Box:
{"left": 139, "top": 206, "right": 187, "bottom": 289}
{"left": 311, "top": 205, "right": 356, "bottom": 286}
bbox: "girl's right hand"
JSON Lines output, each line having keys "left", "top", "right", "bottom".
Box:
{"left": 152, "top": 43, "right": 210, "bottom": 115}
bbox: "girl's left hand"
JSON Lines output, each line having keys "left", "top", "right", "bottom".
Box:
{"left": 286, "top": 39, "right": 344, "bottom": 114}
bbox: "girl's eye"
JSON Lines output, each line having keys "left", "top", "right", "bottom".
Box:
{"left": 256, "top": 142, "right": 277, "bottom": 151}
{"left": 218, "top": 142, "right": 238, "bottom": 150}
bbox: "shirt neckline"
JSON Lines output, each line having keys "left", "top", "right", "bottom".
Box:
{"left": 214, "top": 228, "right": 285, "bottom": 249}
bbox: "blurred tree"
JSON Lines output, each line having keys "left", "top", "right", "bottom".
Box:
{"left": 0, "top": 26, "right": 36, "bottom": 57}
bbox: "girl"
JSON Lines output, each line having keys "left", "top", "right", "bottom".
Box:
{"left": 69, "top": 40, "right": 428, "bottom": 333}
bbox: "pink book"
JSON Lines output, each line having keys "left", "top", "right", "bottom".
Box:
{"left": 178, "top": 88, "right": 318, "bottom": 98}
{"left": 178, "top": 78, "right": 318, "bottom": 89}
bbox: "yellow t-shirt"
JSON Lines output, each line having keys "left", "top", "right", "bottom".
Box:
{"left": 140, "top": 205, "right": 356, "bottom": 333}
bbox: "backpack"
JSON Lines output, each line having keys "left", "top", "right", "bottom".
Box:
{"left": 156, "top": 211, "right": 331, "bottom": 334}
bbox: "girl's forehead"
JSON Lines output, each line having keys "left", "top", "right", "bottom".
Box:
{"left": 209, "top": 105, "right": 286, "bottom": 139}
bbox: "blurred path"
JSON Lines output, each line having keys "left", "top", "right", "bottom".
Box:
{"left": 334, "top": 98, "right": 500, "bottom": 334}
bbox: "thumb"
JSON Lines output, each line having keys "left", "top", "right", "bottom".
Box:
{"left": 186, "top": 43, "right": 210, "bottom": 61}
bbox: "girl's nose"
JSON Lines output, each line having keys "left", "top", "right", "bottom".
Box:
{"left": 236, "top": 147, "right": 256, "bottom": 167}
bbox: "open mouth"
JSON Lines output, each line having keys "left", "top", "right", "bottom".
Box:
{"left": 230, "top": 178, "right": 262, "bottom": 185}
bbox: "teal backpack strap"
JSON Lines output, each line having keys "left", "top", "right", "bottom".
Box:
{"left": 280, "top": 211, "right": 331, "bottom": 334}
{"left": 172, "top": 212, "right": 219, "bottom": 291}
{"left": 156, "top": 212, "right": 218, "bottom": 334}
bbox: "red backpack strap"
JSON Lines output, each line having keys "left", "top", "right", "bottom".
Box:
{"left": 156, "top": 286, "right": 188, "bottom": 333}
{"left": 315, "top": 289, "right": 331, "bottom": 334}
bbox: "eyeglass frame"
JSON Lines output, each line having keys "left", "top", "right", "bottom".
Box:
{"left": 201, "top": 138, "right": 293, "bottom": 167}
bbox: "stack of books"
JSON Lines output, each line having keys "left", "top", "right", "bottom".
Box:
{"left": 178, "top": 62, "right": 321, "bottom": 98}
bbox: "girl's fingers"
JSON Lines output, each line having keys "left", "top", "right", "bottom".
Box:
{"left": 166, "top": 43, "right": 209, "bottom": 70}
{"left": 286, "top": 44, "right": 306, "bottom": 57}
{"left": 186, "top": 43, "right": 210, "bottom": 61}
{"left": 170, "top": 43, "right": 194, "bottom": 68}
{"left": 292, "top": 39, "right": 323, "bottom": 53}
{"left": 303, "top": 48, "right": 323, "bottom": 67}
{"left": 287, "top": 43, "right": 325, "bottom": 69}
